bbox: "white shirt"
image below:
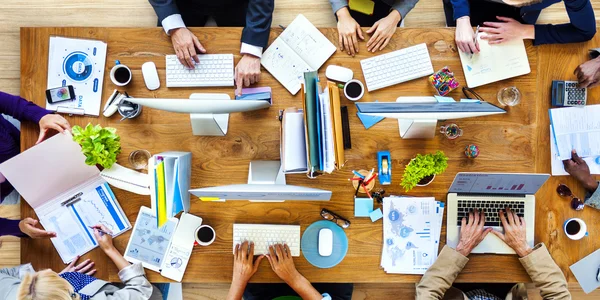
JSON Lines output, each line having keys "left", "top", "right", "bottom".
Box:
{"left": 162, "top": 14, "right": 263, "bottom": 58}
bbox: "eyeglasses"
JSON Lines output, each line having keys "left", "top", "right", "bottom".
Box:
{"left": 321, "top": 208, "right": 351, "bottom": 228}
{"left": 556, "top": 184, "right": 584, "bottom": 211}
{"left": 462, "top": 87, "right": 485, "bottom": 101}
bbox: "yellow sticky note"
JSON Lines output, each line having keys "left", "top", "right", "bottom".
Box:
{"left": 199, "top": 197, "right": 222, "bottom": 202}
{"left": 349, "top": 0, "right": 375, "bottom": 15}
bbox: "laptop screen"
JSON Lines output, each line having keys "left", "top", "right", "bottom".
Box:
{"left": 448, "top": 173, "right": 550, "bottom": 194}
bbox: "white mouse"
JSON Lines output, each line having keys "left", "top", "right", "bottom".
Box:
{"left": 142, "top": 62, "right": 160, "bottom": 90}
{"left": 326, "top": 65, "right": 353, "bottom": 83}
{"left": 318, "top": 228, "right": 333, "bottom": 257}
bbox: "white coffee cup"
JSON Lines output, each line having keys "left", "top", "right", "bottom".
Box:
{"left": 343, "top": 79, "right": 364, "bottom": 101}
{"left": 563, "top": 218, "right": 588, "bottom": 240}
{"left": 110, "top": 62, "right": 132, "bottom": 86}
{"left": 194, "top": 225, "right": 216, "bottom": 246}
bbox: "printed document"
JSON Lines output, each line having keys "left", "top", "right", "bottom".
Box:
{"left": 550, "top": 126, "right": 600, "bottom": 175}
{"left": 550, "top": 105, "right": 600, "bottom": 160}
{"left": 261, "top": 14, "right": 336, "bottom": 94}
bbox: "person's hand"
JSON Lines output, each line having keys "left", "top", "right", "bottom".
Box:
{"left": 479, "top": 16, "right": 535, "bottom": 44}
{"left": 232, "top": 241, "right": 264, "bottom": 285}
{"left": 366, "top": 10, "right": 401, "bottom": 52}
{"left": 490, "top": 208, "right": 532, "bottom": 257}
{"left": 37, "top": 114, "right": 70, "bottom": 144}
{"left": 574, "top": 58, "right": 600, "bottom": 88}
{"left": 234, "top": 54, "right": 261, "bottom": 96}
{"left": 455, "top": 209, "right": 492, "bottom": 256}
{"left": 19, "top": 217, "right": 56, "bottom": 239}
{"left": 91, "top": 224, "right": 115, "bottom": 254}
{"left": 170, "top": 27, "right": 206, "bottom": 69}
{"left": 564, "top": 150, "right": 599, "bottom": 192}
{"left": 336, "top": 8, "right": 364, "bottom": 56}
{"left": 265, "top": 244, "right": 301, "bottom": 284}
{"left": 455, "top": 17, "right": 479, "bottom": 54}
{"left": 59, "top": 256, "right": 96, "bottom": 276}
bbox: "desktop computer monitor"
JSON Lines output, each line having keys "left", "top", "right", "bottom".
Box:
{"left": 189, "top": 161, "right": 332, "bottom": 202}
{"left": 124, "top": 93, "right": 271, "bottom": 136}
{"left": 355, "top": 97, "right": 506, "bottom": 139}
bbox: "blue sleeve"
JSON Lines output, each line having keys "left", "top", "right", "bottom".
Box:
{"left": 241, "top": 0, "right": 275, "bottom": 48}
{"left": 584, "top": 182, "right": 600, "bottom": 209}
{"left": 0, "top": 218, "right": 25, "bottom": 237}
{"left": 533, "top": 0, "right": 596, "bottom": 45}
{"left": 392, "top": 0, "right": 420, "bottom": 19}
{"left": 450, "top": 0, "right": 470, "bottom": 20}
{"left": 0, "top": 91, "right": 50, "bottom": 123}
{"left": 147, "top": 0, "right": 180, "bottom": 24}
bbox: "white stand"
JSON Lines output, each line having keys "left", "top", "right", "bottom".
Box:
{"left": 396, "top": 97, "right": 439, "bottom": 139}
{"left": 189, "top": 93, "right": 230, "bottom": 136}
{"left": 247, "top": 161, "right": 286, "bottom": 202}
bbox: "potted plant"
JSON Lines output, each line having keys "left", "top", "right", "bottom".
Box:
{"left": 401, "top": 151, "right": 448, "bottom": 192}
{"left": 72, "top": 123, "right": 121, "bottom": 169}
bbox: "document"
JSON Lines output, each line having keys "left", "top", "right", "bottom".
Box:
{"left": 550, "top": 126, "right": 600, "bottom": 175}
{"left": 261, "top": 14, "right": 336, "bottom": 94}
{"left": 550, "top": 105, "right": 600, "bottom": 160}
{"left": 160, "top": 213, "right": 203, "bottom": 282}
{"left": 570, "top": 248, "right": 600, "bottom": 294}
{"left": 281, "top": 109, "right": 308, "bottom": 173}
{"left": 458, "top": 33, "right": 530, "bottom": 88}
{"left": 319, "top": 88, "right": 335, "bottom": 173}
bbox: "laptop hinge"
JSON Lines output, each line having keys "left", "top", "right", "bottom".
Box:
{"left": 456, "top": 193, "right": 527, "bottom": 198}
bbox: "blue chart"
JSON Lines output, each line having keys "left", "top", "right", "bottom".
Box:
{"left": 63, "top": 51, "right": 94, "bottom": 82}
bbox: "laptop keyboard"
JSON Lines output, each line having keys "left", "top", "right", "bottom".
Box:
{"left": 456, "top": 200, "right": 525, "bottom": 226}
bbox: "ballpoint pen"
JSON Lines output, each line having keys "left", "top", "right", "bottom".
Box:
{"left": 470, "top": 26, "right": 480, "bottom": 59}
{"left": 88, "top": 226, "right": 112, "bottom": 236}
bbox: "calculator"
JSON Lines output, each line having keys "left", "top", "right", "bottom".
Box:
{"left": 551, "top": 80, "right": 587, "bottom": 107}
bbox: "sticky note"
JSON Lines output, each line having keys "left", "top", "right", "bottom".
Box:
{"left": 434, "top": 95, "right": 455, "bottom": 103}
{"left": 369, "top": 208, "right": 383, "bottom": 222}
{"left": 357, "top": 112, "right": 384, "bottom": 129}
{"left": 354, "top": 197, "right": 373, "bottom": 217}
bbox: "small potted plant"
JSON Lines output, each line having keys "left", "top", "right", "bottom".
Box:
{"left": 401, "top": 151, "right": 448, "bottom": 192}
{"left": 72, "top": 123, "right": 121, "bottom": 169}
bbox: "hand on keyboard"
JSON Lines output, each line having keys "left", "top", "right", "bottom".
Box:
{"left": 456, "top": 209, "right": 492, "bottom": 256}
{"left": 265, "top": 244, "right": 301, "bottom": 284}
{"left": 232, "top": 241, "right": 264, "bottom": 284}
{"left": 365, "top": 10, "right": 401, "bottom": 53}
{"left": 170, "top": 28, "right": 206, "bottom": 69}
{"left": 490, "top": 207, "right": 533, "bottom": 257}
{"left": 234, "top": 54, "right": 261, "bottom": 96}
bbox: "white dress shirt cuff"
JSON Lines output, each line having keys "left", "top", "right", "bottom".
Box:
{"left": 162, "top": 14, "right": 186, "bottom": 36}
{"left": 240, "top": 43, "right": 263, "bottom": 58}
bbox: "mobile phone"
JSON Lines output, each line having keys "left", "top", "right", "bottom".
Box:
{"left": 46, "top": 86, "right": 75, "bottom": 104}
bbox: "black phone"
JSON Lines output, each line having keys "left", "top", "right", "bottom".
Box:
{"left": 46, "top": 86, "right": 76, "bottom": 104}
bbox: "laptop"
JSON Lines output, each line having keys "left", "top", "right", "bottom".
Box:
{"left": 446, "top": 172, "right": 549, "bottom": 254}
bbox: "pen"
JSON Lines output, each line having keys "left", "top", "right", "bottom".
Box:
{"left": 470, "top": 26, "right": 480, "bottom": 59}
{"left": 352, "top": 170, "right": 365, "bottom": 179}
{"left": 279, "top": 25, "right": 286, "bottom": 30}
{"left": 354, "top": 179, "right": 363, "bottom": 197}
{"left": 88, "top": 226, "right": 111, "bottom": 236}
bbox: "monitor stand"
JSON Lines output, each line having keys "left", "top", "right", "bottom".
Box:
{"left": 396, "top": 96, "right": 438, "bottom": 139}
{"left": 247, "top": 160, "right": 286, "bottom": 202}
{"left": 189, "top": 93, "right": 230, "bottom": 136}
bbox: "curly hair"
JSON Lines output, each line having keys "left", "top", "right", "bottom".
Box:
{"left": 17, "top": 270, "right": 80, "bottom": 300}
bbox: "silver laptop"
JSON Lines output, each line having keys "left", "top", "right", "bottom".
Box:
{"left": 446, "top": 172, "right": 549, "bottom": 254}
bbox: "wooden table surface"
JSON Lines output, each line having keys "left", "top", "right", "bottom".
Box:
{"left": 20, "top": 27, "right": 600, "bottom": 283}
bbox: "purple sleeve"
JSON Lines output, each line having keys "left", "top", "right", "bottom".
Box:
{"left": 0, "top": 91, "right": 51, "bottom": 123}
{"left": 0, "top": 217, "right": 26, "bottom": 237}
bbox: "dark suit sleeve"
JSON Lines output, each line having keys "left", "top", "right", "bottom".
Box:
{"left": 148, "top": 0, "right": 181, "bottom": 24}
{"left": 533, "top": 0, "right": 596, "bottom": 45}
{"left": 241, "top": 0, "right": 275, "bottom": 49}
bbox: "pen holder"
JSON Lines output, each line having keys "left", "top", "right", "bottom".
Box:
{"left": 429, "top": 66, "right": 459, "bottom": 96}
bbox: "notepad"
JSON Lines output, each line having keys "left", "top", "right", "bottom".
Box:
{"left": 458, "top": 33, "right": 530, "bottom": 88}
{"left": 261, "top": 14, "right": 336, "bottom": 95}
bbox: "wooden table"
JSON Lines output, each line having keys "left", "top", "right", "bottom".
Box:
{"left": 20, "top": 27, "right": 600, "bottom": 283}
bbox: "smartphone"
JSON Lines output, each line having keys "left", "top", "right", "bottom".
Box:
{"left": 46, "top": 86, "right": 75, "bottom": 104}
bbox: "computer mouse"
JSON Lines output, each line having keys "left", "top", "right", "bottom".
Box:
{"left": 326, "top": 65, "right": 353, "bottom": 83}
{"left": 142, "top": 62, "right": 160, "bottom": 90}
{"left": 318, "top": 228, "right": 333, "bottom": 257}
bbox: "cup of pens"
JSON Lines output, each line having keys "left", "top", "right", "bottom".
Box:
{"left": 350, "top": 169, "right": 377, "bottom": 197}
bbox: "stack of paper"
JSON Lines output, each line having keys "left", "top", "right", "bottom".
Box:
{"left": 550, "top": 105, "right": 600, "bottom": 160}
{"left": 380, "top": 197, "right": 444, "bottom": 274}
{"left": 149, "top": 152, "right": 191, "bottom": 227}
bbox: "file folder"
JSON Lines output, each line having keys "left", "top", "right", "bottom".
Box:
{"left": 149, "top": 151, "right": 192, "bottom": 227}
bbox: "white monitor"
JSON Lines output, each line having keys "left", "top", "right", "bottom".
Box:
{"left": 189, "top": 161, "right": 332, "bottom": 202}
{"left": 124, "top": 93, "right": 271, "bottom": 136}
{"left": 355, "top": 97, "right": 506, "bottom": 139}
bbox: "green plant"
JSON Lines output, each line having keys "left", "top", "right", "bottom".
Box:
{"left": 400, "top": 150, "right": 449, "bottom": 192}
{"left": 72, "top": 123, "right": 121, "bottom": 169}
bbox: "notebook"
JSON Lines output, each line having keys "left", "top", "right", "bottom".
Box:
{"left": 458, "top": 33, "right": 530, "bottom": 88}
{"left": 261, "top": 14, "right": 336, "bottom": 95}
{"left": 570, "top": 248, "right": 600, "bottom": 293}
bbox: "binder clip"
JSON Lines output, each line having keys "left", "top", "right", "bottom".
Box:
{"left": 377, "top": 151, "right": 391, "bottom": 185}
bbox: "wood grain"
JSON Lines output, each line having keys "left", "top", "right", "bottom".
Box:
{"left": 20, "top": 26, "right": 545, "bottom": 284}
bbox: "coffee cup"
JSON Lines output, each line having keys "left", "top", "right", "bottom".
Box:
{"left": 563, "top": 218, "right": 587, "bottom": 240}
{"left": 110, "top": 61, "right": 132, "bottom": 86}
{"left": 194, "top": 224, "right": 216, "bottom": 246}
{"left": 343, "top": 79, "right": 364, "bottom": 101}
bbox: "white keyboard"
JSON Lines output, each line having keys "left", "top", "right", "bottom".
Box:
{"left": 165, "top": 54, "right": 234, "bottom": 88}
{"left": 233, "top": 224, "right": 301, "bottom": 257}
{"left": 360, "top": 43, "right": 434, "bottom": 91}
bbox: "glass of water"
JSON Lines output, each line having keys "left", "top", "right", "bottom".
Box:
{"left": 129, "top": 150, "right": 151, "bottom": 170}
{"left": 497, "top": 86, "right": 521, "bottom": 106}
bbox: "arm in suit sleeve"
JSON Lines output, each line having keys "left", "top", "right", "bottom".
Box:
{"left": 241, "top": 0, "right": 275, "bottom": 51}
{"left": 415, "top": 246, "right": 469, "bottom": 300}
{"left": 449, "top": 0, "right": 470, "bottom": 20}
{"left": 533, "top": 0, "right": 596, "bottom": 45}
{"left": 392, "top": 0, "right": 420, "bottom": 20}
{"left": 519, "top": 243, "right": 571, "bottom": 300}
{"left": 583, "top": 181, "right": 600, "bottom": 209}
{"left": 147, "top": 0, "right": 185, "bottom": 35}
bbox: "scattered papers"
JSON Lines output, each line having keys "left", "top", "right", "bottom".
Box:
{"left": 380, "top": 197, "right": 444, "bottom": 274}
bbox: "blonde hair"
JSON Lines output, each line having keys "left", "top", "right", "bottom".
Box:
{"left": 17, "top": 269, "right": 80, "bottom": 300}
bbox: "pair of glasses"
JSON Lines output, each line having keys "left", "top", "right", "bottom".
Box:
{"left": 557, "top": 184, "right": 584, "bottom": 211}
{"left": 462, "top": 87, "right": 485, "bottom": 101}
{"left": 321, "top": 209, "right": 351, "bottom": 229}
